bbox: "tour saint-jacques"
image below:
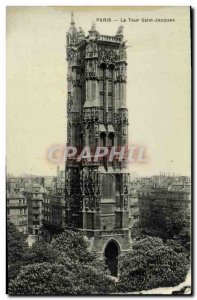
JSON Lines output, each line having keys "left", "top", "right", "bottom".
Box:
{"left": 65, "top": 13, "right": 132, "bottom": 276}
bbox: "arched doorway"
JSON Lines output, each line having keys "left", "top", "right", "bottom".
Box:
{"left": 104, "top": 240, "right": 119, "bottom": 277}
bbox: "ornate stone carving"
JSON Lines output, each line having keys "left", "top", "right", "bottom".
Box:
{"left": 68, "top": 121, "right": 72, "bottom": 139}
{"left": 67, "top": 48, "right": 77, "bottom": 63}
{"left": 123, "top": 124, "right": 127, "bottom": 136}
{"left": 69, "top": 112, "right": 80, "bottom": 124}
{"left": 94, "top": 124, "right": 99, "bottom": 138}
{"left": 67, "top": 93, "right": 72, "bottom": 112}
{"left": 116, "top": 109, "right": 128, "bottom": 124}
{"left": 83, "top": 107, "right": 99, "bottom": 123}
{"left": 116, "top": 74, "right": 127, "bottom": 83}
{"left": 119, "top": 43, "right": 127, "bottom": 60}
{"left": 98, "top": 46, "right": 119, "bottom": 66}
{"left": 123, "top": 184, "right": 128, "bottom": 208}
{"left": 85, "top": 72, "right": 97, "bottom": 80}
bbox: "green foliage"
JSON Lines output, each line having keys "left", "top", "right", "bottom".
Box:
{"left": 8, "top": 230, "right": 116, "bottom": 295}
{"left": 165, "top": 239, "right": 185, "bottom": 254}
{"left": 142, "top": 208, "right": 182, "bottom": 236}
{"left": 8, "top": 263, "right": 72, "bottom": 295}
{"left": 7, "top": 222, "right": 28, "bottom": 264}
{"left": 178, "top": 227, "right": 190, "bottom": 252}
{"left": 8, "top": 216, "right": 190, "bottom": 295}
{"left": 51, "top": 230, "right": 97, "bottom": 265}
{"left": 9, "top": 261, "right": 115, "bottom": 295}
{"left": 24, "top": 241, "right": 58, "bottom": 265}
{"left": 7, "top": 222, "right": 28, "bottom": 283}
{"left": 71, "top": 264, "right": 115, "bottom": 294}
{"left": 8, "top": 261, "right": 24, "bottom": 284}
{"left": 137, "top": 208, "right": 191, "bottom": 252}
{"left": 118, "top": 236, "right": 190, "bottom": 292}
{"left": 130, "top": 221, "right": 144, "bottom": 239}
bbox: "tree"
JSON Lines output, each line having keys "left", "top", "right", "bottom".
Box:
{"left": 8, "top": 230, "right": 116, "bottom": 295}
{"left": 7, "top": 222, "right": 28, "bottom": 283}
{"left": 24, "top": 240, "right": 58, "bottom": 265}
{"left": 165, "top": 239, "right": 185, "bottom": 254}
{"left": 163, "top": 209, "right": 190, "bottom": 240}
{"left": 51, "top": 230, "right": 98, "bottom": 265}
{"left": 8, "top": 263, "right": 73, "bottom": 295}
{"left": 7, "top": 222, "right": 28, "bottom": 264}
{"left": 136, "top": 208, "right": 191, "bottom": 253}
{"left": 9, "top": 261, "right": 116, "bottom": 295}
{"left": 118, "top": 236, "right": 189, "bottom": 292}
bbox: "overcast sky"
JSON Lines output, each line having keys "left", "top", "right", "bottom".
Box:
{"left": 7, "top": 6, "right": 191, "bottom": 177}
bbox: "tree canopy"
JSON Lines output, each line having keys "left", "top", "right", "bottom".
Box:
{"left": 118, "top": 236, "right": 190, "bottom": 292}
{"left": 7, "top": 222, "right": 28, "bottom": 264}
{"left": 133, "top": 208, "right": 191, "bottom": 252}
{"left": 7, "top": 222, "right": 29, "bottom": 283}
{"left": 8, "top": 230, "right": 116, "bottom": 295}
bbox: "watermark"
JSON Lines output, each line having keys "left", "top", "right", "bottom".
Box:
{"left": 47, "top": 144, "right": 148, "bottom": 164}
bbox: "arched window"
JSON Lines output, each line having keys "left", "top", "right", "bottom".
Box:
{"left": 99, "top": 132, "right": 106, "bottom": 147}
{"left": 108, "top": 133, "right": 114, "bottom": 147}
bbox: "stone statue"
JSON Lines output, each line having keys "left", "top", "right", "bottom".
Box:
{"left": 78, "top": 27, "right": 85, "bottom": 35}
{"left": 116, "top": 25, "right": 124, "bottom": 35}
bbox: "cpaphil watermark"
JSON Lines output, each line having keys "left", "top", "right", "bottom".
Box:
{"left": 47, "top": 144, "right": 148, "bottom": 165}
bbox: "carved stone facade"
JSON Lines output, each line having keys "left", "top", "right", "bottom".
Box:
{"left": 65, "top": 14, "right": 131, "bottom": 256}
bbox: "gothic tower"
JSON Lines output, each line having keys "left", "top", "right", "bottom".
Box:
{"left": 65, "top": 14, "right": 131, "bottom": 266}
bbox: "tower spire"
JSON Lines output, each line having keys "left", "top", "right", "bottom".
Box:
{"left": 71, "top": 12, "right": 75, "bottom": 26}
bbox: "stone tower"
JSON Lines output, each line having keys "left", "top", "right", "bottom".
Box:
{"left": 65, "top": 14, "right": 131, "bottom": 274}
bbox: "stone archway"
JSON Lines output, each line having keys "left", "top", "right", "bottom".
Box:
{"left": 104, "top": 240, "right": 120, "bottom": 277}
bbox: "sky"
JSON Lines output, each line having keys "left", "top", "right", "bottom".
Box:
{"left": 7, "top": 6, "right": 191, "bottom": 177}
